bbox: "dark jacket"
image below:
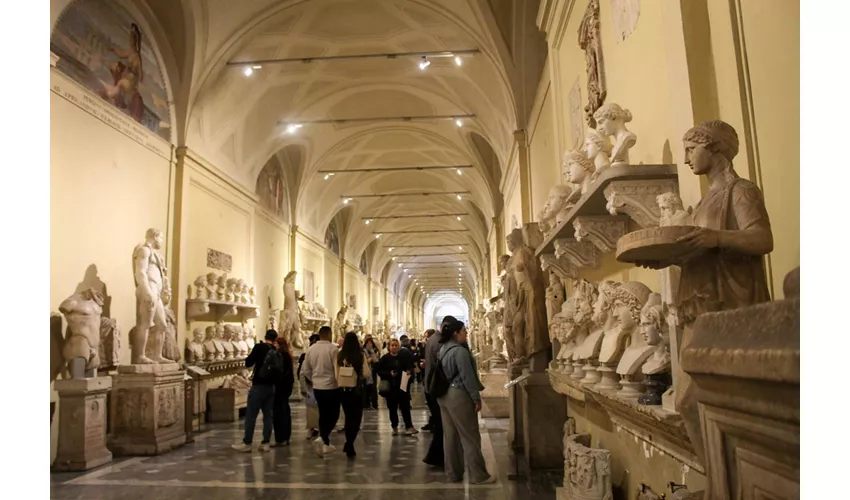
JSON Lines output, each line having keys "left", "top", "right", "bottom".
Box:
{"left": 275, "top": 349, "right": 294, "bottom": 398}
{"left": 245, "top": 342, "right": 274, "bottom": 386}
{"left": 376, "top": 352, "right": 413, "bottom": 392}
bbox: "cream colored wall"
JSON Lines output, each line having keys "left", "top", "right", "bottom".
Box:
{"left": 528, "top": 84, "right": 559, "bottom": 221}
{"left": 502, "top": 160, "right": 523, "bottom": 239}
{"left": 294, "top": 232, "right": 327, "bottom": 307}
{"left": 253, "top": 209, "right": 290, "bottom": 332}
{"left": 323, "top": 250, "right": 341, "bottom": 318}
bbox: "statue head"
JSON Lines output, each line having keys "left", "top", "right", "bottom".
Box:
{"left": 682, "top": 120, "right": 739, "bottom": 175}
{"left": 593, "top": 103, "right": 633, "bottom": 136}
{"left": 593, "top": 280, "right": 620, "bottom": 326}
{"left": 609, "top": 281, "right": 652, "bottom": 332}
{"left": 204, "top": 325, "right": 215, "bottom": 341}
{"left": 214, "top": 322, "right": 224, "bottom": 339}
{"left": 217, "top": 274, "right": 228, "bottom": 287}
{"left": 657, "top": 192, "right": 685, "bottom": 218}
{"left": 145, "top": 228, "right": 164, "bottom": 249}
{"left": 285, "top": 271, "right": 297, "bottom": 283}
{"left": 238, "top": 279, "right": 247, "bottom": 292}
{"left": 584, "top": 128, "right": 612, "bottom": 158}
{"left": 224, "top": 324, "right": 241, "bottom": 341}
{"left": 573, "top": 279, "right": 597, "bottom": 325}
{"left": 206, "top": 272, "right": 217, "bottom": 285}
{"left": 640, "top": 293, "right": 665, "bottom": 345}
{"left": 499, "top": 254, "right": 510, "bottom": 271}
{"left": 506, "top": 229, "right": 523, "bottom": 253}
{"left": 194, "top": 275, "right": 206, "bottom": 287}
{"left": 226, "top": 277, "right": 239, "bottom": 291}
{"left": 563, "top": 149, "right": 594, "bottom": 185}
{"left": 193, "top": 327, "right": 204, "bottom": 343}
{"left": 249, "top": 285, "right": 256, "bottom": 296}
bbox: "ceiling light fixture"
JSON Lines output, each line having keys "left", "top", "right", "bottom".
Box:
{"left": 456, "top": 169, "right": 463, "bottom": 175}
{"left": 285, "top": 123, "right": 303, "bottom": 134}
{"left": 418, "top": 56, "right": 430, "bottom": 70}
{"left": 388, "top": 247, "right": 393, "bottom": 252}
{"left": 243, "top": 66, "right": 254, "bottom": 77}
{"left": 456, "top": 216, "right": 462, "bottom": 221}
{"left": 365, "top": 219, "right": 371, "bottom": 225}
{"left": 392, "top": 257, "right": 396, "bottom": 261}
{"left": 454, "top": 56, "right": 463, "bottom": 66}
{"left": 228, "top": 49, "right": 480, "bottom": 66}
{"left": 342, "top": 198, "right": 350, "bottom": 204}
{"left": 455, "top": 119, "right": 463, "bottom": 127}
{"left": 323, "top": 174, "right": 330, "bottom": 180}
{"left": 375, "top": 234, "right": 381, "bottom": 239}
{"left": 456, "top": 194, "right": 462, "bottom": 200}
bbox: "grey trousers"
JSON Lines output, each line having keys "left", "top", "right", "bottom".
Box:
{"left": 438, "top": 387, "right": 489, "bottom": 483}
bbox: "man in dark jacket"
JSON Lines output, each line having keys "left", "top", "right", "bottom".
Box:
{"left": 232, "top": 329, "right": 279, "bottom": 452}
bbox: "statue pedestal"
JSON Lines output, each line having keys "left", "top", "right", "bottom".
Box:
{"left": 51, "top": 377, "right": 112, "bottom": 471}
{"left": 479, "top": 369, "right": 509, "bottom": 418}
{"left": 109, "top": 364, "right": 187, "bottom": 456}
{"left": 507, "top": 364, "right": 527, "bottom": 451}
{"left": 520, "top": 372, "right": 567, "bottom": 469}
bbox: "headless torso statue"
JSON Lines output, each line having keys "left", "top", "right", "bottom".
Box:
{"left": 131, "top": 228, "right": 170, "bottom": 364}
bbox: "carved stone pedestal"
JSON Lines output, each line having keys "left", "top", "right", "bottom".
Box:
{"left": 507, "top": 364, "right": 527, "bottom": 451}
{"left": 479, "top": 369, "right": 509, "bottom": 418}
{"left": 521, "top": 373, "right": 567, "bottom": 469}
{"left": 594, "top": 364, "right": 620, "bottom": 391}
{"left": 570, "top": 361, "right": 585, "bottom": 380}
{"left": 579, "top": 361, "right": 601, "bottom": 386}
{"left": 109, "top": 364, "right": 187, "bottom": 456}
{"left": 207, "top": 387, "right": 248, "bottom": 422}
{"left": 617, "top": 375, "right": 644, "bottom": 399}
{"left": 52, "top": 377, "right": 112, "bottom": 471}
{"left": 557, "top": 433, "right": 613, "bottom": 500}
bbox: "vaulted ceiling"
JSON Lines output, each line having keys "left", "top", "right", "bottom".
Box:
{"left": 52, "top": 0, "right": 546, "bottom": 307}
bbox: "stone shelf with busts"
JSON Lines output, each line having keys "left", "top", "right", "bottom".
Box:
{"left": 535, "top": 164, "right": 678, "bottom": 256}
{"left": 547, "top": 367, "right": 702, "bottom": 472}
{"left": 184, "top": 298, "right": 260, "bottom": 323}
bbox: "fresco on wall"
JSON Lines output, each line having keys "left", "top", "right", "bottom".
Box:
{"left": 51, "top": 0, "right": 171, "bottom": 141}
{"left": 325, "top": 219, "right": 340, "bottom": 256}
{"left": 255, "top": 159, "right": 286, "bottom": 218}
{"left": 359, "top": 253, "right": 368, "bottom": 275}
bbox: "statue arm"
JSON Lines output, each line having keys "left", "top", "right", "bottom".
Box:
{"left": 133, "top": 246, "right": 153, "bottom": 298}
{"left": 720, "top": 184, "right": 773, "bottom": 255}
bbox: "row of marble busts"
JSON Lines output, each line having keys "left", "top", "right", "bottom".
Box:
{"left": 538, "top": 102, "right": 638, "bottom": 238}
{"left": 550, "top": 278, "right": 671, "bottom": 401}
{"left": 192, "top": 272, "right": 256, "bottom": 304}
{"left": 185, "top": 323, "right": 257, "bottom": 364}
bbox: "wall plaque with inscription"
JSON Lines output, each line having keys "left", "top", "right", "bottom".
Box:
{"left": 207, "top": 248, "right": 232, "bottom": 272}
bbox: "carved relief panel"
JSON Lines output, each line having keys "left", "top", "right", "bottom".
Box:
{"left": 564, "top": 433, "right": 613, "bottom": 500}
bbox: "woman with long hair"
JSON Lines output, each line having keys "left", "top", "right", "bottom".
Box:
{"left": 362, "top": 337, "right": 381, "bottom": 410}
{"left": 272, "top": 335, "right": 295, "bottom": 446}
{"left": 437, "top": 319, "right": 495, "bottom": 484}
{"left": 335, "top": 332, "right": 371, "bottom": 457}
{"left": 376, "top": 338, "right": 418, "bottom": 435}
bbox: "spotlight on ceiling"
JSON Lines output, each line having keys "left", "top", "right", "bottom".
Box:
{"left": 392, "top": 257, "right": 396, "bottom": 261}
{"left": 342, "top": 198, "right": 350, "bottom": 205}
{"left": 285, "top": 123, "right": 302, "bottom": 134}
{"left": 456, "top": 169, "right": 463, "bottom": 175}
{"left": 365, "top": 219, "right": 371, "bottom": 225}
{"left": 375, "top": 234, "right": 381, "bottom": 239}
{"left": 458, "top": 246, "right": 462, "bottom": 250}
{"left": 456, "top": 216, "right": 462, "bottom": 221}
{"left": 243, "top": 66, "right": 254, "bottom": 77}
{"left": 456, "top": 194, "right": 462, "bottom": 200}
{"left": 323, "top": 174, "right": 330, "bottom": 180}
{"left": 454, "top": 56, "right": 463, "bottom": 66}
{"left": 418, "top": 56, "right": 430, "bottom": 70}
{"left": 398, "top": 263, "right": 402, "bottom": 267}
{"left": 388, "top": 247, "right": 393, "bottom": 252}
{"left": 455, "top": 119, "right": 463, "bottom": 128}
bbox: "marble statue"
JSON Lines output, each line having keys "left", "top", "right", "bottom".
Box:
{"left": 637, "top": 293, "right": 671, "bottom": 405}
{"left": 334, "top": 306, "right": 347, "bottom": 340}
{"left": 594, "top": 103, "right": 636, "bottom": 167}
{"left": 585, "top": 128, "right": 613, "bottom": 180}
{"left": 545, "top": 270, "right": 566, "bottom": 326}
{"left": 243, "top": 324, "right": 256, "bottom": 351}
{"left": 203, "top": 326, "right": 219, "bottom": 362}
{"left": 234, "top": 326, "right": 249, "bottom": 358}
{"left": 131, "top": 228, "right": 170, "bottom": 365}
{"left": 160, "top": 279, "right": 181, "bottom": 362}
{"left": 579, "top": 0, "right": 606, "bottom": 128}
{"left": 575, "top": 280, "right": 620, "bottom": 385}
{"left": 215, "top": 273, "right": 228, "bottom": 301}
{"left": 565, "top": 149, "right": 596, "bottom": 195}
{"left": 638, "top": 121, "right": 773, "bottom": 462}
{"left": 280, "top": 271, "right": 303, "bottom": 349}
{"left": 212, "top": 323, "right": 226, "bottom": 361}
{"left": 570, "top": 280, "right": 597, "bottom": 379}
{"left": 615, "top": 291, "right": 661, "bottom": 388}
{"left": 186, "top": 328, "right": 205, "bottom": 364}
{"left": 58, "top": 288, "right": 104, "bottom": 376}
{"left": 553, "top": 297, "right": 577, "bottom": 370}
{"left": 248, "top": 285, "right": 256, "bottom": 305}
{"left": 657, "top": 192, "right": 692, "bottom": 227}
{"left": 193, "top": 275, "right": 206, "bottom": 299}
{"left": 226, "top": 370, "right": 252, "bottom": 392}
{"left": 225, "top": 277, "right": 238, "bottom": 303}
{"left": 205, "top": 272, "right": 217, "bottom": 299}
{"left": 538, "top": 177, "right": 578, "bottom": 237}
{"left": 504, "top": 228, "right": 550, "bottom": 367}
{"left": 98, "top": 316, "right": 121, "bottom": 369}
{"left": 238, "top": 279, "right": 249, "bottom": 304}
{"left": 595, "top": 281, "right": 652, "bottom": 391}
{"left": 222, "top": 325, "right": 239, "bottom": 360}
{"left": 564, "top": 433, "right": 613, "bottom": 500}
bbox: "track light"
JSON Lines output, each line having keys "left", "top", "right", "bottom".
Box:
{"left": 375, "top": 234, "right": 381, "bottom": 239}
{"left": 388, "top": 247, "right": 393, "bottom": 252}
{"left": 243, "top": 66, "right": 254, "bottom": 77}
{"left": 456, "top": 216, "right": 462, "bottom": 221}
{"left": 392, "top": 257, "right": 396, "bottom": 261}
{"left": 458, "top": 246, "right": 462, "bottom": 250}
{"left": 456, "top": 194, "right": 462, "bottom": 200}
{"left": 456, "top": 169, "right": 463, "bottom": 175}
{"left": 455, "top": 119, "right": 463, "bottom": 127}
{"left": 454, "top": 56, "right": 463, "bottom": 66}
{"left": 343, "top": 198, "right": 350, "bottom": 204}
{"left": 398, "top": 264, "right": 402, "bottom": 267}
{"left": 285, "top": 123, "right": 302, "bottom": 134}
{"left": 365, "top": 219, "right": 371, "bottom": 225}
{"left": 418, "top": 56, "right": 430, "bottom": 70}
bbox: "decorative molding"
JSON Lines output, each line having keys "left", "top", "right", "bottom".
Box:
{"left": 564, "top": 433, "right": 613, "bottom": 500}
{"left": 540, "top": 253, "right": 578, "bottom": 280}
{"left": 554, "top": 238, "right": 599, "bottom": 268}
{"left": 573, "top": 216, "right": 628, "bottom": 253}
{"left": 50, "top": 51, "right": 59, "bottom": 67}
{"left": 603, "top": 179, "right": 679, "bottom": 228}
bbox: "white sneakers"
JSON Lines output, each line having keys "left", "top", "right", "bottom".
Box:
{"left": 258, "top": 443, "right": 270, "bottom": 452}
{"left": 231, "top": 443, "right": 252, "bottom": 452}
{"left": 312, "top": 437, "right": 336, "bottom": 458}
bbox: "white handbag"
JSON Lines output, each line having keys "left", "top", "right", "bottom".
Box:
{"left": 337, "top": 362, "right": 357, "bottom": 388}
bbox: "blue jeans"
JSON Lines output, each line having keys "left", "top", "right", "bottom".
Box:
{"left": 243, "top": 384, "right": 275, "bottom": 444}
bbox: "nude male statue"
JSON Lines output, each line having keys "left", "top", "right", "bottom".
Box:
{"left": 131, "top": 228, "right": 169, "bottom": 364}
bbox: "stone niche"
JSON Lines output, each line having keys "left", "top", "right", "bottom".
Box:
{"left": 109, "top": 364, "right": 187, "bottom": 456}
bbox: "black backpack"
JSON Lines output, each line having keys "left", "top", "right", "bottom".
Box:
{"left": 257, "top": 347, "right": 284, "bottom": 382}
{"left": 427, "top": 345, "right": 459, "bottom": 399}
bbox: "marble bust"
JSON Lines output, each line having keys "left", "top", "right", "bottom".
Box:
{"left": 576, "top": 280, "right": 620, "bottom": 386}
{"left": 215, "top": 274, "right": 228, "bottom": 301}
{"left": 585, "top": 127, "right": 612, "bottom": 180}
{"left": 238, "top": 279, "right": 249, "bottom": 304}
{"left": 657, "top": 192, "right": 692, "bottom": 227}
{"left": 203, "top": 326, "right": 219, "bottom": 362}
{"left": 243, "top": 325, "right": 256, "bottom": 351}
{"left": 225, "top": 278, "right": 238, "bottom": 303}
{"left": 205, "top": 272, "right": 217, "bottom": 299}
{"left": 639, "top": 293, "right": 670, "bottom": 375}
{"left": 222, "top": 325, "right": 240, "bottom": 360}
{"left": 248, "top": 285, "right": 256, "bottom": 305}
{"left": 594, "top": 103, "right": 636, "bottom": 167}
{"left": 234, "top": 326, "right": 249, "bottom": 358}
{"left": 193, "top": 275, "right": 206, "bottom": 299}
{"left": 58, "top": 288, "right": 104, "bottom": 376}
{"left": 212, "top": 323, "right": 226, "bottom": 361}
{"left": 538, "top": 183, "right": 577, "bottom": 237}
{"left": 596, "top": 281, "right": 651, "bottom": 391}
{"left": 545, "top": 270, "right": 566, "bottom": 326}
{"left": 186, "top": 328, "right": 205, "bottom": 364}
{"left": 564, "top": 149, "right": 596, "bottom": 195}
{"left": 569, "top": 279, "right": 597, "bottom": 379}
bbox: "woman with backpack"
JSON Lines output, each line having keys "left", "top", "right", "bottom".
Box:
{"left": 335, "top": 331, "right": 371, "bottom": 458}
{"left": 271, "top": 336, "right": 295, "bottom": 447}
{"left": 435, "top": 319, "right": 495, "bottom": 484}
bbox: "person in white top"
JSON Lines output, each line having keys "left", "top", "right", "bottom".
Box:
{"left": 300, "top": 326, "right": 340, "bottom": 457}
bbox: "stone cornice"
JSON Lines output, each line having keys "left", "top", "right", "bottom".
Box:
{"left": 554, "top": 237, "right": 599, "bottom": 268}
{"left": 603, "top": 179, "right": 679, "bottom": 228}
{"left": 573, "top": 215, "right": 629, "bottom": 253}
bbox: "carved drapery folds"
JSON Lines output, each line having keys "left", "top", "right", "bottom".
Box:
{"left": 564, "top": 433, "right": 613, "bottom": 500}
{"left": 555, "top": 238, "right": 600, "bottom": 269}
{"left": 603, "top": 179, "right": 678, "bottom": 228}
{"left": 573, "top": 216, "right": 629, "bottom": 253}
{"left": 579, "top": 0, "right": 607, "bottom": 128}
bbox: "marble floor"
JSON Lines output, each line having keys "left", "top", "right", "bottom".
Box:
{"left": 51, "top": 387, "right": 560, "bottom": 500}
